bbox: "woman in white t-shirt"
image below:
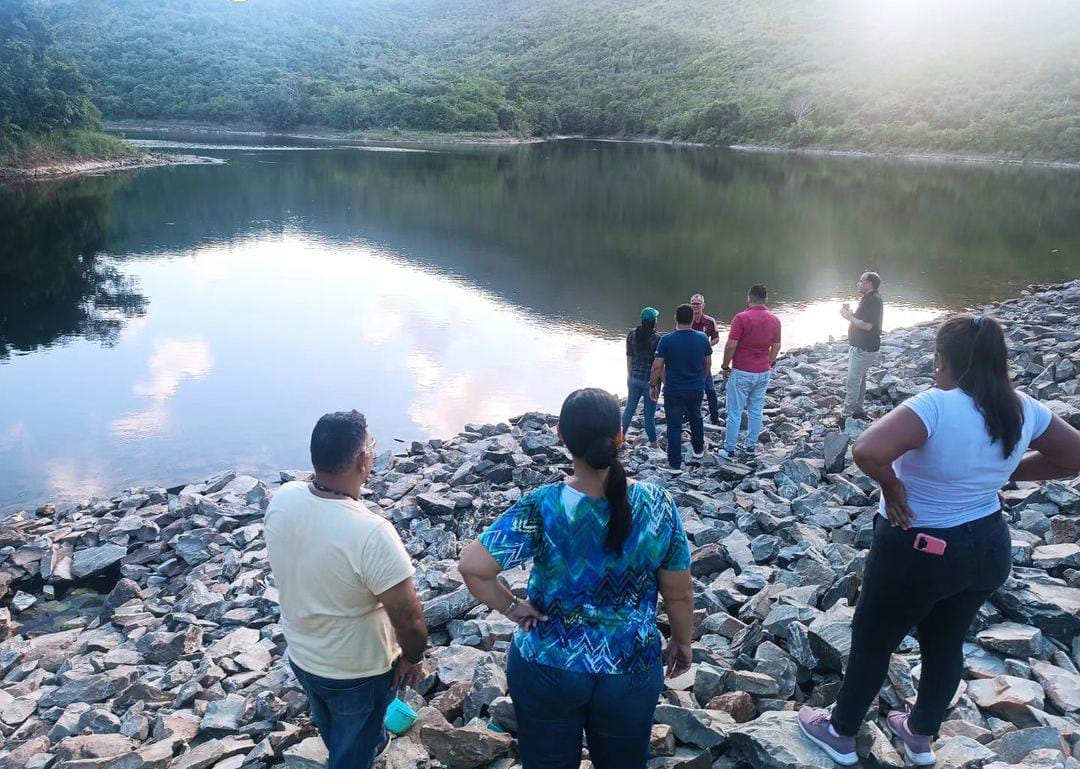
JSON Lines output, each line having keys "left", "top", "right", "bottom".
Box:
{"left": 798, "top": 314, "right": 1080, "bottom": 767}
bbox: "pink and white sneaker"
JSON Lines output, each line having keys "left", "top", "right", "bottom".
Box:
{"left": 797, "top": 708, "right": 858, "bottom": 766}
{"left": 887, "top": 711, "right": 936, "bottom": 766}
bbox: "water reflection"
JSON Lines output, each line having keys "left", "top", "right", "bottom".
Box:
{"left": 1, "top": 136, "right": 1079, "bottom": 511}
{"left": 0, "top": 177, "right": 148, "bottom": 359}
{"left": 111, "top": 338, "right": 214, "bottom": 439}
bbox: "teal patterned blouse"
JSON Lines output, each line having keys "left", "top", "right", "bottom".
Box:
{"left": 478, "top": 481, "right": 691, "bottom": 674}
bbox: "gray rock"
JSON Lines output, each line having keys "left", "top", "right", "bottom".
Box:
{"left": 2, "top": 696, "right": 38, "bottom": 726}
{"left": 992, "top": 577, "right": 1080, "bottom": 642}
{"left": 693, "top": 663, "right": 730, "bottom": 705}
{"left": 728, "top": 711, "right": 834, "bottom": 769}
{"left": 201, "top": 694, "right": 248, "bottom": 733}
{"left": 967, "top": 675, "right": 1045, "bottom": 726}
{"left": 463, "top": 659, "right": 507, "bottom": 721}
{"left": 45, "top": 668, "right": 138, "bottom": 708}
{"left": 433, "top": 645, "right": 488, "bottom": 685}
{"left": 416, "top": 493, "right": 456, "bottom": 516}
{"left": 282, "top": 737, "right": 328, "bottom": 769}
{"left": 652, "top": 704, "right": 732, "bottom": 749}
{"left": 167, "top": 736, "right": 254, "bottom": 769}
{"left": 1032, "top": 543, "right": 1080, "bottom": 571}
{"left": 1029, "top": 659, "right": 1080, "bottom": 713}
{"left": 780, "top": 458, "right": 825, "bottom": 487}
{"left": 976, "top": 623, "right": 1045, "bottom": 658}
{"left": 54, "top": 735, "right": 134, "bottom": 764}
{"left": 11, "top": 590, "right": 36, "bottom": 612}
{"left": 487, "top": 696, "right": 517, "bottom": 733}
{"left": 72, "top": 543, "right": 128, "bottom": 578}
{"left": 933, "top": 736, "right": 996, "bottom": 769}
{"left": 987, "top": 727, "right": 1067, "bottom": 763}
{"left": 823, "top": 431, "right": 850, "bottom": 475}
{"left": 807, "top": 611, "right": 853, "bottom": 672}
{"left": 646, "top": 746, "right": 714, "bottom": 769}
{"left": 419, "top": 724, "right": 513, "bottom": 768}
{"left": 856, "top": 720, "right": 905, "bottom": 769}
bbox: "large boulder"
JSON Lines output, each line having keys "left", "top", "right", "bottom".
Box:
{"left": 1028, "top": 659, "right": 1080, "bottom": 714}
{"left": 419, "top": 724, "right": 512, "bottom": 769}
{"left": 967, "top": 675, "right": 1045, "bottom": 726}
{"left": 71, "top": 544, "right": 128, "bottom": 579}
{"left": 975, "top": 623, "right": 1045, "bottom": 658}
{"left": 992, "top": 577, "right": 1080, "bottom": 642}
{"left": 652, "top": 705, "right": 732, "bottom": 750}
{"left": 728, "top": 711, "right": 835, "bottom": 769}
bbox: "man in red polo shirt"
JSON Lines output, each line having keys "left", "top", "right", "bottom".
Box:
{"left": 719, "top": 284, "right": 781, "bottom": 462}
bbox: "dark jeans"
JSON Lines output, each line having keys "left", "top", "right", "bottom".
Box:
{"left": 832, "top": 512, "right": 1012, "bottom": 737}
{"left": 704, "top": 374, "right": 720, "bottom": 423}
{"left": 664, "top": 389, "right": 704, "bottom": 468}
{"left": 507, "top": 644, "right": 665, "bottom": 769}
{"left": 622, "top": 377, "right": 657, "bottom": 442}
{"left": 290, "top": 661, "right": 396, "bottom": 769}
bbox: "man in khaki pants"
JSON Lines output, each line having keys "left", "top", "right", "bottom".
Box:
{"left": 840, "top": 272, "right": 883, "bottom": 422}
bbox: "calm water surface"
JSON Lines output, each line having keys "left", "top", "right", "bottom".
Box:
{"left": 2, "top": 133, "right": 1079, "bottom": 511}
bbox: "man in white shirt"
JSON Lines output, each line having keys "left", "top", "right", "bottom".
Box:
{"left": 265, "top": 410, "right": 427, "bottom": 769}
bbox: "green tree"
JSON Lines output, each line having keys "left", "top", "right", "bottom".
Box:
{"left": 0, "top": 0, "right": 97, "bottom": 148}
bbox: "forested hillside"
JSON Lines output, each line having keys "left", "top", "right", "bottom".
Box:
{"left": 0, "top": 0, "right": 134, "bottom": 167}
{"left": 0, "top": 0, "right": 97, "bottom": 145}
{"left": 36, "top": 0, "right": 1080, "bottom": 160}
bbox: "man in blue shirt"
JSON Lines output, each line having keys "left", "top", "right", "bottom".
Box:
{"left": 650, "top": 304, "right": 713, "bottom": 470}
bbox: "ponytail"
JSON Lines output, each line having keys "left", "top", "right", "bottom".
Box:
{"left": 936, "top": 315, "right": 1023, "bottom": 457}
{"left": 559, "top": 389, "right": 632, "bottom": 553}
{"left": 634, "top": 319, "right": 656, "bottom": 356}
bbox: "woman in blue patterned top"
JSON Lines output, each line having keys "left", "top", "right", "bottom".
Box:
{"left": 459, "top": 388, "right": 693, "bottom": 769}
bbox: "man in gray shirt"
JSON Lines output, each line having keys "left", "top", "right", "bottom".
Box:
{"left": 840, "top": 271, "right": 884, "bottom": 421}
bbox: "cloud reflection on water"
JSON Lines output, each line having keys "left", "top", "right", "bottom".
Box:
{"left": 1, "top": 229, "right": 949, "bottom": 513}
{"left": 111, "top": 338, "right": 213, "bottom": 439}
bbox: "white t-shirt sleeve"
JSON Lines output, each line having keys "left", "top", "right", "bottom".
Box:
{"left": 355, "top": 521, "right": 416, "bottom": 595}
{"left": 900, "top": 388, "right": 943, "bottom": 438}
{"left": 1021, "top": 393, "right": 1053, "bottom": 442}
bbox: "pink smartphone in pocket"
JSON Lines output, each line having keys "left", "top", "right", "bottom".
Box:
{"left": 914, "top": 533, "right": 947, "bottom": 556}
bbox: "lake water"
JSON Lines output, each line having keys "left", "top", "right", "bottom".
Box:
{"left": 2, "top": 133, "right": 1079, "bottom": 512}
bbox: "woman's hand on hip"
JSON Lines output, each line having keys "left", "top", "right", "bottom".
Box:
{"left": 882, "top": 480, "right": 914, "bottom": 530}
{"left": 506, "top": 599, "right": 548, "bottom": 631}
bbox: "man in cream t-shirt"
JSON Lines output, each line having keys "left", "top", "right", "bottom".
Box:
{"left": 265, "top": 410, "right": 427, "bottom": 769}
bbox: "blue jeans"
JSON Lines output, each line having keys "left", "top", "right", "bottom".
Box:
{"left": 704, "top": 374, "right": 720, "bottom": 423}
{"left": 724, "top": 368, "right": 770, "bottom": 452}
{"left": 290, "top": 661, "right": 396, "bottom": 769}
{"left": 507, "top": 644, "right": 665, "bottom": 769}
{"left": 663, "top": 389, "right": 704, "bottom": 469}
{"left": 621, "top": 377, "right": 657, "bottom": 442}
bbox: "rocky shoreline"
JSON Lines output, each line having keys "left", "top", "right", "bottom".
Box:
{"left": 0, "top": 152, "right": 221, "bottom": 182}
{"left": 2, "top": 282, "right": 1080, "bottom": 769}
{"left": 105, "top": 122, "right": 1080, "bottom": 167}
{"left": 728, "top": 145, "right": 1080, "bottom": 171}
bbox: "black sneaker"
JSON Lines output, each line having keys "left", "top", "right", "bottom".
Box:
{"left": 738, "top": 448, "right": 758, "bottom": 465}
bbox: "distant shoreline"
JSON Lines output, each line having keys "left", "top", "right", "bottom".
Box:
{"left": 106, "top": 120, "right": 1080, "bottom": 169}
{"left": 729, "top": 144, "right": 1080, "bottom": 171}
{"left": 0, "top": 151, "right": 221, "bottom": 182}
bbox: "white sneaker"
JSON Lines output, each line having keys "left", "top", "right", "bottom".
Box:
{"left": 717, "top": 449, "right": 733, "bottom": 460}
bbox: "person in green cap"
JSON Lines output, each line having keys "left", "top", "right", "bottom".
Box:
{"left": 622, "top": 307, "right": 662, "bottom": 446}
